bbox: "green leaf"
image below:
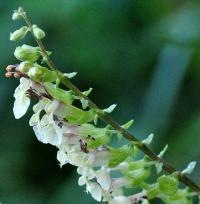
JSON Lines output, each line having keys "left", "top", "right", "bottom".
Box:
{"left": 44, "top": 82, "right": 73, "bottom": 105}
{"left": 107, "top": 144, "right": 132, "bottom": 168}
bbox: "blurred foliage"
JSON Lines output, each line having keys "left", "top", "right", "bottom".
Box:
{"left": 0, "top": 0, "right": 200, "bottom": 203}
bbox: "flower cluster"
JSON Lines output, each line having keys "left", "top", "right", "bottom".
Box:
{"left": 6, "top": 7, "right": 199, "bottom": 204}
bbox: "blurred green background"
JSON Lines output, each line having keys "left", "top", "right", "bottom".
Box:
{"left": 0, "top": 0, "right": 200, "bottom": 203}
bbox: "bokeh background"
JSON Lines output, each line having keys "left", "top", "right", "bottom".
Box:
{"left": 0, "top": 0, "right": 200, "bottom": 203}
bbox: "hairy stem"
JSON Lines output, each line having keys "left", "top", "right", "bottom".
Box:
{"left": 21, "top": 9, "right": 200, "bottom": 193}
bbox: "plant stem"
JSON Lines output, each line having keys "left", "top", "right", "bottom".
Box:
{"left": 21, "top": 10, "right": 200, "bottom": 193}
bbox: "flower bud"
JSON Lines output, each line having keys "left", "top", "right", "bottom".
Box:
{"left": 32, "top": 25, "right": 45, "bottom": 39}
{"left": 14, "top": 72, "right": 20, "bottom": 78}
{"left": 5, "top": 72, "right": 12, "bottom": 78}
{"left": 6, "top": 65, "right": 15, "bottom": 72}
{"left": 18, "top": 61, "right": 33, "bottom": 73}
{"left": 14, "top": 45, "right": 40, "bottom": 62}
{"left": 10, "top": 26, "right": 28, "bottom": 41}
{"left": 28, "top": 66, "right": 44, "bottom": 82}
{"left": 12, "top": 12, "right": 21, "bottom": 20}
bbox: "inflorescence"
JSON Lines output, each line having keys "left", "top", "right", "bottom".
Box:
{"left": 5, "top": 7, "right": 200, "bottom": 204}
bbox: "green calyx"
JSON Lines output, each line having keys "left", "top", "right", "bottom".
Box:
{"left": 18, "top": 61, "right": 33, "bottom": 73}
{"left": 44, "top": 82, "right": 73, "bottom": 105}
{"left": 14, "top": 44, "right": 40, "bottom": 62}
{"left": 32, "top": 24, "right": 46, "bottom": 39}
{"left": 107, "top": 144, "right": 133, "bottom": 168}
{"left": 27, "top": 64, "right": 57, "bottom": 82}
{"left": 10, "top": 26, "right": 28, "bottom": 41}
{"left": 157, "top": 175, "right": 179, "bottom": 196}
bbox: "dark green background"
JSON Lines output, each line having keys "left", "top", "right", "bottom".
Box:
{"left": 0, "top": 0, "right": 200, "bottom": 203}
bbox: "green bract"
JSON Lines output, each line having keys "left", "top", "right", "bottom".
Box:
{"left": 14, "top": 44, "right": 40, "bottom": 62}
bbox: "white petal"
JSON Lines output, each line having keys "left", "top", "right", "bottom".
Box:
{"left": 57, "top": 150, "right": 68, "bottom": 167}
{"left": 33, "top": 126, "right": 43, "bottom": 142}
{"left": 33, "top": 124, "right": 61, "bottom": 146}
{"left": 40, "top": 114, "right": 49, "bottom": 126}
{"left": 13, "top": 78, "right": 31, "bottom": 119}
{"left": 96, "top": 167, "right": 111, "bottom": 190}
{"left": 86, "top": 182, "right": 102, "bottom": 202}
{"left": 78, "top": 176, "right": 86, "bottom": 186}
{"left": 45, "top": 100, "right": 59, "bottom": 113}
{"left": 33, "top": 99, "right": 48, "bottom": 112}
{"left": 13, "top": 95, "right": 30, "bottom": 119}
{"left": 42, "top": 125, "right": 61, "bottom": 145}
{"left": 66, "top": 152, "right": 88, "bottom": 167}
{"left": 29, "top": 112, "right": 40, "bottom": 126}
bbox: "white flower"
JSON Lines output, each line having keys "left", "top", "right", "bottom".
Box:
{"left": 96, "top": 167, "right": 111, "bottom": 190}
{"left": 65, "top": 149, "right": 89, "bottom": 167}
{"left": 57, "top": 149, "right": 68, "bottom": 167}
{"left": 13, "top": 77, "right": 32, "bottom": 119}
{"left": 86, "top": 181, "right": 102, "bottom": 202}
{"left": 109, "top": 196, "right": 132, "bottom": 204}
{"left": 30, "top": 99, "right": 66, "bottom": 145}
{"left": 33, "top": 121, "right": 63, "bottom": 145}
{"left": 29, "top": 98, "right": 49, "bottom": 126}
{"left": 77, "top": 166, "right": 95, "bottom": 186}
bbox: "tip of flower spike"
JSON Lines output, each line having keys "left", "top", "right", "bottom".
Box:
{"left": 12, "top": 7, "right": 24, "bottom": 20}
{"left": 182, "top": 161, "right": 197, "bottom": 175}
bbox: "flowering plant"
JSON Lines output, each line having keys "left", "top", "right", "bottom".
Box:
{"left": 5, "top": 7, "right": 200, "bottom": 204}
